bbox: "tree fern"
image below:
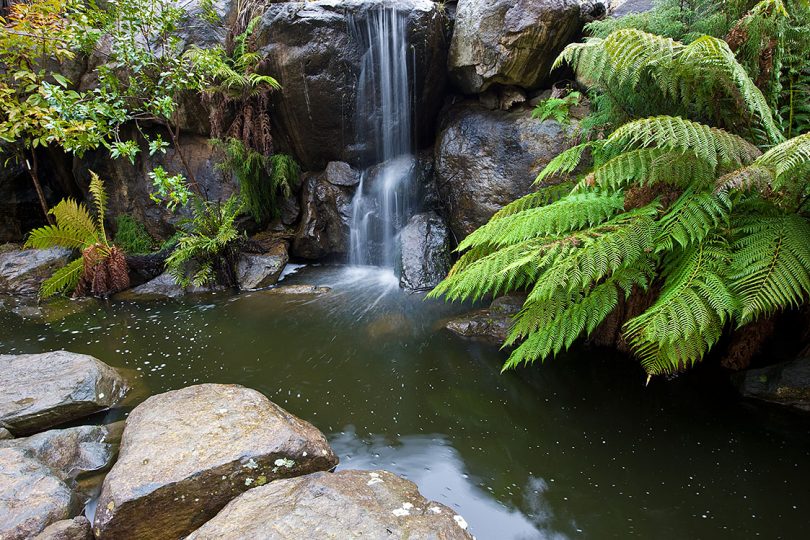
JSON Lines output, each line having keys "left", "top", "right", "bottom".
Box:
{"left": 40, "top": 258, "right": 83, "bottom": 298}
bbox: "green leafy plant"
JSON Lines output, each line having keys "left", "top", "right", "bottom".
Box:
{"left": 532, "top": 91, "right": 583, "bottom": 124}
{"left": 430, "top": 25, "right": 810, "bottom": 378}
{"left": 114, "top": 215, "right": 155, "bottom": 254}
{"left": 165, "top": 194, "right": 245, "bottom": 287}
{"left": 25, "top": 172, "right": 130, "bottom": 298}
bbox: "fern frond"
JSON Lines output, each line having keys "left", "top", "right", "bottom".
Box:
{"left": 47, "top": 198, "right": 99, "bottom": 245}
{"left": 656, "top": 189, "right": 731, "bottom": 252}
{"left": 40, "top": 258, "right": 83, "bottom": 298}
{"left": 491, "top": 182, "right": 575, "bottom": 219}
{"left": 624, "top": 235, "right": 735, "bottom": 374}
{"left": 458, "top": 192, "right": 624, "bottom": 251}
{"left": 25, "top": 223, "right": 89, "bottom": 250}
{"left": 534, "top": 142, "right": 594, "bottom": 185}
{"left": 88, "top": 171, "right": 108, "bottom": 244}
{"left": 730, "top": 206, "right": 810, "bottom": 324}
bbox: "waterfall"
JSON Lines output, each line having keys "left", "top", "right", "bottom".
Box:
{"left": 348, "top": 5, "right": 415, "bottom": 271}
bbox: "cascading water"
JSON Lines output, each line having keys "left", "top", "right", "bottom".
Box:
{"left": 348, "top": 4, "right": 416, "bottom": 271}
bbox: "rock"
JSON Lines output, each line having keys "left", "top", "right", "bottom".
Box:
{"left": 448, "top": 0, "right": 584, "bottom": 94}
{"left": 237, "top": 244, "right": 289, "bottom": 290}
{"left": 93, "top": 384, "right": 338, "bottom": 540}
{"left": 0, "top": 425, "right": 115, "bottom": 485}
{"left": 116, "top": 272, "right": 219, "bottom": 300}
{"left": 610, "top": 0, "right": 654, "bottom": 17}
{"left": 399, "top": 212, "right": 451, "bottom": 291}
{"left": 0, "top": 427, "right": 12, "bottom": 439}
{"left": 256, "top": 0, "right": 448, "bottom": 170}
{"left": 499, "top": 86, "right": 527, "bottom": 110}
{"left": 0, "top": 351, "right": 129, "bottom": 435}
{"left": 292, "top": 172, "right": 355, "bottom": 260}
{"left": 33, "top": 517, "right": 93, "bottom": 540}
{"left": 445, "top": 294, "right": 526, "bottom": 343}
{"left": 186, "top": 469, "right": 473, "bottom": 539}
{"left": 435, "top": 101, "right": 582, "bottom": 240}
{"left": 0, "top": 248, "right": 72, "bottom": 296}
{"left": 265, "top": 284, "right": 332, "bottom": 296}
{"left": 0, "top": 447, "right": 79, "bottom": 540}
{"left": 324, "top": 161, "right": 360, "bottom": 187}
{"left": 736, "top": 358, "right": 810, "bottom": 412}
{"left": 74, "top": 131, "right": 235, "bottom": 241}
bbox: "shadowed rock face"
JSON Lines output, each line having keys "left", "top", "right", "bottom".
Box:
{"left": 435, "top": 101, "right": 583, "bottom": 241}
{"left": 186, "top": 469, "right": 474, "bottom": 539}
{"left": 399, "top": 212, "right": 451, "bottom": 291}
{"left": 292, "top": 172, "right": 356, "bottom": 260}
{"left": 0, "top": 352, "right": 129, "bottom": 435}
{"left": 0, "top": 447, "right": 79, "bottom": 540}
{"left": 255, "top": 0, "right": 448, "bottom": 170}
{"left": 737, "top": 358, "right": 810, "bottom": 412}
{"left": 93, "top": 384, "right": 338, "bottom": 540}
{"left": 448, "top": 0, "right": 583, "bottom": 94}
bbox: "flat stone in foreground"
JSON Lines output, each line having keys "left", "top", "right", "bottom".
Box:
{"left": 0, "top": 351, "right": 129, "bottom": 435}
{"left": 33, "top": 516, "right": 93, "bottom": 540}
{"left": 187, "top": 469, "right": 474, "bottom": 540}
{"left": 93, "top": 384, "right": 338, "bottom": 540}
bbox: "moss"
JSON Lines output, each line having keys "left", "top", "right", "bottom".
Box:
{"left": 114, "top": 215, "right": 155, "bottom": 254}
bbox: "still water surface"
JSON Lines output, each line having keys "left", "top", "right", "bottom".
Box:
{"left": 1, "top": 266, "right": 809, "bottom": 539}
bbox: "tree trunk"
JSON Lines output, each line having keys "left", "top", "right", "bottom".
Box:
{"left": 24, "top": 150, "right": 54, "bottom": 225}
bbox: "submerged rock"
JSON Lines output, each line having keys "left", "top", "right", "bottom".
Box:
{"left": 237, "top": 243, "right": 289, "bottom": 290}
{"left": 0, "top": 351, "right": 129, "bottom": 435}
{"left": 186, "top": 469, "right": 474, "bottom": 539}
{"left": 116, "top": 272, "right": 220, "bottom": 300}
{"left": 32, "top": 516, "right": 93, "bottom": 540}
{"left": 399, "top": 212, "right": 451, "bottom": 291}
{"left": 435, "top": 101, "right": 583, "bottom": 240}
{"left": 0, "top": 447, "right": 79, "bottom": 539}
{"left": 445, "top": 294, "right": 525, "bottom": 344}
{"left": 448, "top": 0, "right": 584, "bottom": 93}
{"left": 255, "top": 0, "right": 448, "bottom": 170}
{"left": 265, "top": 284, "right": 332, "bottom": 296}
{"left": 0, "top": 248, "right": 72, "bottom": 296}
{"left": 93, "top": 384, "right": 338, "bottom": 540}
{"left": 736, "top": 358, "right": 810, "bottom": 412}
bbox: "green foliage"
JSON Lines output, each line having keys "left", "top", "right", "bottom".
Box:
{"left": 114, "top": 216, "right": 155, "bottom": 255}
{"left": 431, "top": 23, "right": 810, "bottom": 376}
{"left": 531, "top": 91, "right": 582, "bottom": 124}
{"left": 165, "top": 194, "right": 245, "bottom": 287}
{"left": 214, "top": 138, "right": 299, "bottom": 224}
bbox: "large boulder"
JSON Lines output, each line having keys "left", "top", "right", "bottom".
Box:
{"left": 399, "top": 212, "right": 451, "bottom": 291}
{"left": 115, "top": 272, "right": 221, "bottom": 300}
{"left": 435, "top": 101, "right": 582, "bottom": 240}
{"left": 237, "top": 243, "right": 289, "bottom": 290}
{"left": 610, "top": 0, "right": 655, "bottom": 17}
{"left": 736, "top": 358, "right": 810, "bottom": 412}
{"left": 33, "top": 517, "right": 93, "bottom": 540}
{"left": 186, "top": 469, "right": 473, "bottom": 539}
{"left": 0, "top": 352, "right": 129, "bottom": 435}
{"left": 0, "top": 425, "right": 115, "bottom": 485}
{"left": 0, "top": 447, "right": 79, "bottom": 540}
{"left": 448, "top": 0, "right": 584, "bottom": 94}
{"left": 255, "top": 0, "right": 448, "bottom": 170}
{"left": 0, "top": 248, "right": 72, "bottom": 296}
{"left": 93, "top": 384, "right": 338, "bottom": 540}
{"left": 292, "top": 171, "right": 356, "bottom": 260}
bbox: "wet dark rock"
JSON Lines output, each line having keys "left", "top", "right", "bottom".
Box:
{"left": 0, "top": 352, "right": 129, "bottom": 435}
{"left": 435, "top": 101, "right": 584, "bottom": 240}
{"left": 255, "top": 0, "right": 448, "bottom": 170}
{"left": 0, "top": 425, "right": 115, "bottom": 486}
{"left": 265, "top": 284, "right": 332, "bottom": 296}
{"left": 93, "top": 383, "right": 338, "bottom": 540}
{"left": 448, "top": 0, "right": 584, "bottom": 93}
{"left": 324, "top": 161, "right": 361, "bottom": 187}
{"left": 74, "top": 132, "right": 235, "bottom": 241}
{"left": 0, "top": 248, "right": 72, "bottom": 296}
{"left": 0, "top": 447, "right": 79, "bottom": 540}
{"left": 445, "top": 294, "right": 526, "bottom": 344}
{"left": 237, "top": 243, "right": 289, "bottom": 290}
{"left": 292, "top": 172, "right": 356, "bottom": 260}
{"left": 399, "top": 212, "right": 451, "bottom": 291}
{"left": 736, "top": 358, "right": 810, "bottom": 412}
{"left": 116, "top": 272, "right": 221, "bottom": 300}
{"left": 32, "top": 516, "right": 93, "bottom": 540}
{"left": 186, "top": 469, "right": 473, "bottom": 539}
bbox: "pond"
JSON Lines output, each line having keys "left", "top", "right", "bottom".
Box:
{"left": 1, "top": 265, "right": 809, "bottom": 539}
